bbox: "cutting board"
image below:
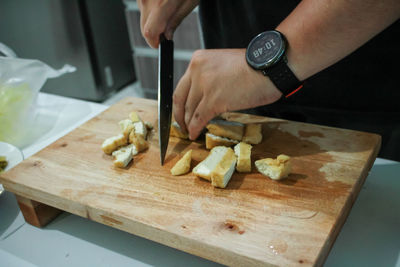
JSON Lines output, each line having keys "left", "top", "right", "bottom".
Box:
{"left": 0, "top": 97, "right": 380, "bottom": 266}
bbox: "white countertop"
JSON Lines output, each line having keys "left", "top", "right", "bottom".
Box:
{"left": 0, "top": 93, "right": 399, "bottom": 267}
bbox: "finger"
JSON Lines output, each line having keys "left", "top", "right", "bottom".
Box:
{"left": 164, "top": 3, "right": 193, "bottom": 40}
{"left": 137, "top": 0, "right": 143, "bottom": 10}
{"left": 138, "top": 1, "right": 149, "bottom": 42}
{"left": 173, "top": 73, "right": 191, "bottom": 133}
{"left": 184, "top": 83, "right": 202, "bottom": 131}
{"left": 187, "top": 98, "right": 217, "bottom": 140}
{"left": 143, "top": 4, "right": 176, "bottom": 48}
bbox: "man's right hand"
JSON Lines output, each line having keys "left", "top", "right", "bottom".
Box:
{"left": 137, "top": 0, "right": 199, "bottom": 48}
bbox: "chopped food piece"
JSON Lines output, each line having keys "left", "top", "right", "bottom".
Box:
{"left": 112, "top": 144, "right": 136, "bottom": 168}
{"left": 242, "top": 124, "right": 262, "bottom": 144}
{"left": 170, "top": 121, "right": 188, "bottom": 139}
{"left": 0, "top": 156, "right": 8, "bottom": 172}
{"left": 205, "top": 132, "right": 239, "bottom": 149}
{"left": 171, "top": 149, "right": 192, "bottom": 176}
{"left": 102, "top": 134, "right": 127, "bottom": 155}
{"left": 119, "top": 119, "right": 135, "bottom": 138}
{"left": 206, "top": 119, "right": 244, "bottom": 141}
{"left": 255, "top": 154, "right": 292, "bottom": 180}
{"left": 192, "top": 146, "right": 237, "bottom": 188}
{"left": 234, "top": 142, "right": 252, "bottom": 172}
{"left": 129, "top": 131, "right": 149, "bottom": 152}
{"left": 144, "top": 121, "right": 153, "bottom": 130}
{"left": 129, "top": 111, "right": 141, "bottom": 122}
{"left": 133, "top": 121, "right": 148, "bottom": 139}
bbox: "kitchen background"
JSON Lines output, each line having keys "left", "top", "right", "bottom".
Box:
{"left": 0, "top": 0, "right": 203, "bottom": 103}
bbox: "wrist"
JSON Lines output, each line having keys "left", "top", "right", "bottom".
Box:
{"left": 276, "top": 27, "right": 308, "bottom": 82}
{"left": 244, "top": 59, "right": 283, "bottom": 105}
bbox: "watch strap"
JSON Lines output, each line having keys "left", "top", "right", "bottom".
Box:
{"left": 262, "top": 57, "right": 303, "bottom": 98}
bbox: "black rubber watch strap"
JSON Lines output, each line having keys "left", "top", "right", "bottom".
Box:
{"left": 262, "top": 57, "right": 303, "bottom": 98}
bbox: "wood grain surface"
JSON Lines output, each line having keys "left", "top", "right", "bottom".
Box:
{"left": 0, "top": 97, "right": 381, "bottom": 266}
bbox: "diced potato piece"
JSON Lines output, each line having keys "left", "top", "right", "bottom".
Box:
{"left": 133, "top": 121, "right": 148, "bottom": 139}
{"left": 129, "top": 131, "right": 149, "bottom": 152}
{"left": 242, "top": 124, "right": 262, "bottom": 144}
{"left": 102, "top": 134, "right": 127, "bottom": 155}
{"left": 112, "top": 144, "right": 136, "bottom": 168}
{"left": 192, "top": 146, "right": 237, "bottom": 188}
{"left": 205, "top": 132, "right": 238, "bottom": 149}
{"left": 206, "top": 120, "right": 244, "bottom": 141}
{"left": 171, "top": 149, "right": 192, "bottom": 176}
{"left": 255, "top": 154, "right": 292, "bottom": 180}
{"left": 129, "top": 111, "right": 141, "bottom": 122}
{"left": 170, "top": 121, "right": 188, "bottom": 139}
{"left": 234, "top": 142, "right": 252, "bottom": 172}
{"left": 119, "top": 119, "right": 135, "bottom": 138}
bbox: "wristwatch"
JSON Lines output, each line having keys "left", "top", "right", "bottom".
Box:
{"left": 246, "top": 30, "right": 303, "bottom": 98}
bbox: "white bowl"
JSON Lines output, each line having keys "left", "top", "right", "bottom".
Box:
{"left": 0, "top": 141, "right": 24, "bottom": 195}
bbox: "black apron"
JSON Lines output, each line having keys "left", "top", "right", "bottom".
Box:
{"left": 199, "top": 0, "right": 400, "bottom": 161}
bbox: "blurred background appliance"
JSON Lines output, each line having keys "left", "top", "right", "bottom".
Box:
{"left": 0, "top": 0, "right": 136, "bottom": 102}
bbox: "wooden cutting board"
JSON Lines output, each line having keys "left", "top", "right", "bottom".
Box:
{"left": 0, "top": 97, "right": 380, "bottom": 266}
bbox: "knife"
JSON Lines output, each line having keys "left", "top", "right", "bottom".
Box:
{"left": 158, "top": 34, "right": 174, "bottom": 165}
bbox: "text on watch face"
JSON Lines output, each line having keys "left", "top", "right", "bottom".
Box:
{"left": 249, "top": 32, "right": 282, "bottom": 66}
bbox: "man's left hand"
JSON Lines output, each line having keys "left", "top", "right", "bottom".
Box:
{"left": 173, "top": 49, "right": 282, "bottom": 140}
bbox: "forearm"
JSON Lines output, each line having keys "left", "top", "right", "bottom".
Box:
{"left": 277, "top": 0, "right": 400, "bottom": 81}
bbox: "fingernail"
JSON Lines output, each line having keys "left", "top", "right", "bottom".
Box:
{"left": 189, "top": 130, "right": 198, "bottom": 141}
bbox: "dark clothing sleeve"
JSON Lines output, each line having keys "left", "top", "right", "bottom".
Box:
{"left": 199, "top": 0, "right": 400, "bottom": 161}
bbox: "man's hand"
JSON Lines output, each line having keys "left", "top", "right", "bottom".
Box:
{"left": 137, "top": 0, "right": 199, "bottom": 48}
{"left": 173, "top": 49, "right": 282, "bottom": 140}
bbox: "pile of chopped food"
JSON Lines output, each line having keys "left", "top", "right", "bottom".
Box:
{"left": 169, "top": 119, "right": 292, "bottom": 188}
{"left": 101, "top": 113, "right": 292, "bottom": 189}
{"left": 101, "top": 111, "right": 153, "bottom": 168}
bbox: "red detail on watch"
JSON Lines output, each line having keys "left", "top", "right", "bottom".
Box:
{"left": 285, "top": 84, "right": 303, "bottom": 98}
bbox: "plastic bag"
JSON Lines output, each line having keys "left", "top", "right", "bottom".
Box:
{"left": 0, "top": 43, "right": 76, "bottom": 148}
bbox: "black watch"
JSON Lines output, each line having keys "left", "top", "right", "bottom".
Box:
{"left": 246, "top": 30, "right": 303, "bottom": 98}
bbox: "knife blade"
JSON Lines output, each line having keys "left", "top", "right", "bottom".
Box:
{"left": 158, "top": 34, "right": 174, "bottom": 165}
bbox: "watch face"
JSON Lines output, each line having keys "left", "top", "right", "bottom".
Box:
{"left": 246, "top": 30, "right": 286, "bottom": 70}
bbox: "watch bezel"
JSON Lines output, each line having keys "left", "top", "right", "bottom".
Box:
{"left": 246, "top": 30, "right": 286, "bottom": 70}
